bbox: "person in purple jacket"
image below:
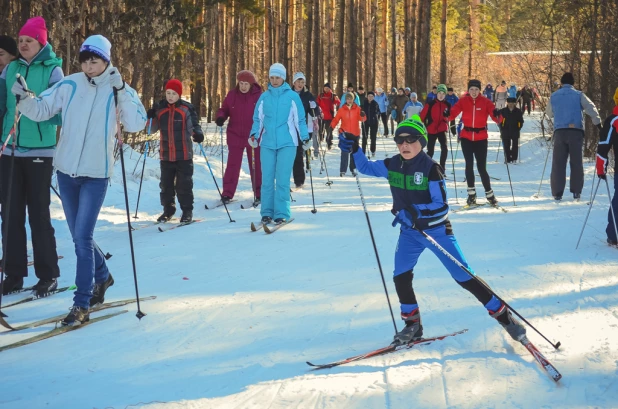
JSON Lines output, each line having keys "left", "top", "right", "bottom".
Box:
{"left": 216, "top": 70, "right": 263, "bottom": 205}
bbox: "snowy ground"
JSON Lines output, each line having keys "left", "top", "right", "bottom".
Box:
{"left": 1, "top": 112, "right": 617, "bottom": 409}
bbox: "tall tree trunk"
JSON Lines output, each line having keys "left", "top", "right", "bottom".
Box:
{"left": 337, "top": 0, "right": 345, "bottom": 95}
{"left": 306, "top": 0, "right": 313, "bottom": 85}
{"left": 381, "top": 0, "right": 388, "bottom": 87}
{"left": 439, "top": 0, "right": 447, "bottom": 84}
{"left": 312, "top": 0, "right": 320, "bottom": 93}
{"left": 347, "top": 0, "right": 357, "bottom": 87}
{"left": 404, "top": 0, "right": 411, "bottom": 87}
{"left": 467, "top": 0, "right": 474, "bottom": 79}
{"left": 410, "top": 0, "right": 417, "bottom": 89}
{"left": 390, "top": 0, "right": 397, "bottom": 87}
{"left": 371, "top": 0, "right": 378, "bottom": 91}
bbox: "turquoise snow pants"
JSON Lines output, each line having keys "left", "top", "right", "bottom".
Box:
{"left": 260, "top": 146, "right": 296, "bottom": 220}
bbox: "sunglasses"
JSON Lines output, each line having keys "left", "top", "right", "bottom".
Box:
{"left": 394, "top": 135, "right": 420, "bottom": 145}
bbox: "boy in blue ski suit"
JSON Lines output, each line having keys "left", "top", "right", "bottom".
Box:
{"left": 338, "top": 116, "right": 526, "bottom": 345}
{"left": 250, "top": 63, "right": 310, "bottom": 224}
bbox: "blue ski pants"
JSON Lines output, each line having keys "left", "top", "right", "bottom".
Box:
{"left": 260, "top": 146, "right": 296, "bottom": 220}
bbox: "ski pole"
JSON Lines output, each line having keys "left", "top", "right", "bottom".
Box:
{"left": 381, "top": 126, "right": 388, "bottom": 158}
{"left": 0, "top": 113, "right": 22, "bottom": 159}
{"left": 604, "top": 177, "right": 618, "bottom": 243}
{"left": 447, "top": 127, "right": 459, "bottom": 203}
{"left": 534, "top": 133, "right": 552, "bottom": 198}
{"left": 505, "top": 161, "right": 516, "bottom": 206}
{"left": 318, "top": 132, "right": 333, "bottom": 186}
{"left": 113, "top": 86, "right": 146, "bottom": 320}
{"left": 133, "top": 140, "right": 149, "bottom": 219}
{"left": 290, "top": 191, "right": 295, "bottom": 202}
{"left": 587, "top": 164, "right": 596, "bottom": 205}
{"left": 417, "top": 227, "right": 561, "bottom": 349}
{"left": 353, "top": 169, "right": 398, "bottom": 335}
{"left": 50, "top": 185, "right": 112, "bottom": 260}
{"left": 198, "top": 143, "right": 235, "bottom": 222}
{"left": 576, "top": 177, "right": 601, "bottom": 249}
{"left": 0, "top": 91, "right": 21, "bottom": 328}
{"left": 220, "top": 126, "right": 225, "bottom": 175}
{"left": 306, "top": 150, "right": 317, "bottom": 214}
{"left": 251, "top": 146, "right": 257, "bottom": 206}
{"left": 495, "top": 137, "right": 502, "bottom": 162}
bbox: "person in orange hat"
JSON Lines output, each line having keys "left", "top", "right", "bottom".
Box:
{"left": 148, "top": 79, "right": 204, "bottom": 223}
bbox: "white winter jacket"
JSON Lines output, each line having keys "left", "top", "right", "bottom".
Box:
{"left": 17, "top": 64, "right": 147, "bottom": 178}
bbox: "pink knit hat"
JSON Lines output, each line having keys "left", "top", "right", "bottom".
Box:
{"left": 19, "top": 17, "right": 48, "bottom": 46}
{"left": 236, "top": 70, "right": 257, "bottom": 84}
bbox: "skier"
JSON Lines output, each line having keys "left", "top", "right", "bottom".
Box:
{"left": 374, "top": 87, "right": 390, "bottom": 136}
{"left": 331, "top": 92, "right": 365, "bottom": 176}
{"left": 388, "top": 87, "right": 398, "bottom": 134}
{"left": 316, "top": 82, "right": 340, "bottom": 150}
{"left": 392, "top": 88, "right": 409, "bottom": 124}
{"left": 507, "top": 82, "right": 518, "bottom": 99}
{"left": 291, "top": 72, "right": 318, "bottom": 189}
{"left": 519, "top": 85, "right": 534, "bottom": 115}
{"left": 357, "top": 85, "right": 366, "bottom": 107}
{"left": 546, "top": 72, "right": 601, "bottom": 201}
{"left": 483, "top": 83, "right": 494, "bottom": 101}
{"left": 426, "top": 85, "right": 438, "bottom": 103}
{"left": 445, "top": 79, "right": 501, "bottom": 206}
{"left": 0, "top": 35, "right": 18, "bottom": 141}
{"left": 445, "top": 87, "right": 459, "bottom": 135}
{"left": 420, "top": 84, "right": 450, "bottom": 170}
{"left": 362, "top": 91, "right": 380, "bottom": 157}
{"left": 249, "top": 63, "right": 310, "bottom": 225}
{"left": 11, "top": 34, "right": 146, "bottom": 324}
{"left": 596, "top": 89, "right": 618, "bottom": 246}
{"left": 339, "top": 82, "right": 360, "bottom": 107}
{"left": 338, "top": 117, "right": 526, "bottom": 345}
{"left": 497, "top": 97, "right": 524, "bottom": 163}
{"left": 494, "top": 81, "right": 508, "bottom": 109}
{"left": 148, "top": 79, "right": 204, "bottom": 222}
{"left": 0, "top": 17, "right": 62, "bottom": 296}
{"left": 216, "top": 70, "right": 263, "bottom": 205}
{"left": 403, "top": 92, "right": 423, "bottom": 119}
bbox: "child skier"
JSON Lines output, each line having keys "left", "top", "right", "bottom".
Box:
{"left": 11, "top": 34, "right": 147, "bottom": 325}
{"left": 498, "top": 97, "right": 524, "bottom": 163}
{"left": 148, "top": 79, "right": 204, "bottom": 223}
{"left": 420, "top": 84, "right": 450, "bottom": 171}
{"left": 596, "top": 89, "right": 618, "bottom": 246}
{"left": 331, "top": 92, "right": 365, "bottom": 176}
{"left": 338, "top": 116, "right": 526, "bottom": 345}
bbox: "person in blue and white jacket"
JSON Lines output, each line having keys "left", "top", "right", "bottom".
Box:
{"left": 337, "top": 116, "right": 526, "bottom": 346}
{"left": 374, "top": 87, "right": 390, "bottom": 136}
{"left": 250, "top": 63, "right": 310, "bottom": 226}
{"left": 403, "top": 92, "right": 423, "bottom": 119}
{"left": 11, "top": 35, "right": 147, "bottom": 326}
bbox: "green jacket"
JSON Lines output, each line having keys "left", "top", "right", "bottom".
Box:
{"left": 0, "top": 43, "right": 62, "bottom": 148}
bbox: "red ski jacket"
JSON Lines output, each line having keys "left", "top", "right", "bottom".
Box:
{"left": 317, "top": 91, "right": 340, "bottom": 121}
{"left": 420, "top": 99, "right": 450, "bottom": 134}
{"left": 447, "top": 94, "right": 500, "bottom": 141}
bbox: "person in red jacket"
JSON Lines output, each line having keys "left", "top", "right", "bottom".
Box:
{"left": 216, "top": 70, "right": 263, "bottom": 206}
{"left": 331, "top": 92, "right": 365, "bottom": 175}
{"left": 316, "top": 83, "right": 340, "bottom": 149}
{"left": 420, "top": 84, "right": 450, "bottom": 170}
{"left": 446, "top": 79, "right": 501, "bottom": 206}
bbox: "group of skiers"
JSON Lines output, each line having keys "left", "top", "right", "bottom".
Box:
{"left": 0, "top": 17, "right": 616, "bottom": 350}
{"left": 484, "top": 81, "right": 538, "bottom": 113}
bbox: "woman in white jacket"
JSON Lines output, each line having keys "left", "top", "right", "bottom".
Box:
{"left": 11, "top": 35, "right": 147, "bottom": 325}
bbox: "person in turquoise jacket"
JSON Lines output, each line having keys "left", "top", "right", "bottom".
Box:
{"left": 250, "top": 63, "right": 310, "bottom": 225}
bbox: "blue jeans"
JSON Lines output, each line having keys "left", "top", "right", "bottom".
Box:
{"left": 260, "top": 146, "right": 296, "bottom": 220}
{"left": 608, "top": 175, "right": 618, "bottom": 242}
{"left": 57, "top": 171, "right": 110, "bottom": 308}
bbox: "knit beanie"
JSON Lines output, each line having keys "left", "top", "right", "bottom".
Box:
{"left": 468, "top": 79, "right": 482, "bottom": 90}
{"left": 560, "top": 72, "right": 575, "bottom": 85}
{"left": 165, "top": 79, "right": 183, "bottom": 97}
{"left": 324, "top": 82, "right": 331, "bottom": 89}
{"left": 367, "top": 91, "right": 375, "bottom": 96}
{"left": 614, "top": 87, "right": 618, "bottom": 106}
{"left": 80, "top": 35, "right": 112, "bottom": 62}
{"left": 391, "top": 87, "right": 397, "bottom": 93}
{"left": 410, "top": 92, "right": 418, "bottom": 99}
{"left": 447, "top": 87, "right": 454, "bottom": 92}
{"left": 19, "top": 17, "right": 48, "bottom": 46}
{"left": 293, "top": 72, "right": 306, "bottom": 83}
{"left": 437, "top": 84, "right": 448, "bottom": 94}
{"left": 0, "top": 35, "right": 18, "bottom": 57}
{"left": 395, "top": 115, "right": 428, "bottom": 148}
{"left": 347, "top": 82, "right": 354, "bottom": 89}
{"left": 236, "top": 70, "right": 257, "bottom": 84}
{"left": 344, "top": 92, "right": 355, "bottom": 101}
{"left": 507, "top": 97, "right": 517, "bottom": 103}
{"left": 269, "top": 63, "right": 286, "bottom": 79}
{"left": 376, "top": 87, "right": 384, "bottom": 93}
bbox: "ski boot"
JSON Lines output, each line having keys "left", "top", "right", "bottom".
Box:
{"left": 221, "top": 195, "right": 232, "bottom": 205}
{"left": 253, "top": 198, "right": 261, "bottom": 207}
{"left": 573, "top": 193, "right": 581, "bottom": 201}
{"left": 157, "top": 205, "right": 176, "bottom": 222}
{"left": 32, "top": 278, "right": 58, "bottom": 298}
{"left": 62, "top": 305, "right": 90, "bottom": 326}
{"left": 90, "top": 273, "right": 114, "bottom": 307}
{"left": 261, "top": 216, "right": 273, "bottom": 224}
{"left": 466, "top": 188, "right": 477, "bottom": 206}
{"left": 392, "top": 309, "right": 423, "bottom": 345}
{"left": 486, "top": 189, "right": 498, "bottom": 206}
{"left": 490, "top": 303, "right": 526, "bottom": 341}
{"left": 607, "top": 238, "right": 618, "bottom": 247}
{"left": 1, "top": 275, "right": 23, "bottom": 295}
{"left": 274, "top": 218, "right": 287, "bottom": 225}
{"left": 180, "top": 210, "right": 193, "bottom": 223}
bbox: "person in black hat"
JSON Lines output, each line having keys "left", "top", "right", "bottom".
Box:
{"left": 497, "top": 97, "right": 524, "bottom": 163}
{"left": 546, "top": 72, "right": 602, "bottom": 201}
{"left": 340, "top": 82, "right": 360, "bottom": 107}
{"left": 0, "top": 35, "right": 18, "bottom": 73}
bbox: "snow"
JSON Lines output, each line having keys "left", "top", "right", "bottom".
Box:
{"left": 1, "top": 112, "right": 617, "bottom": 409}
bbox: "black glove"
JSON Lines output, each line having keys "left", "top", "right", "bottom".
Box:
{"left": 215, "top": 117, "right": 225, "bottom": 127}
{"left": 147, "top": 108, "right": 157, "bottom": 119}
{"left": 493, "top": 108, "right": 500, "bottom": 117}
{"left": 597, "top": 123, "right": 603, "bottom": 132}
{"left": 443, "top": 108, "right": 450, "bottom": 118}
{"left": 192, "top": 133, "right": 204, "bottom": 143}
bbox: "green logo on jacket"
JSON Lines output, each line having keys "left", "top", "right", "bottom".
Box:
{"left": 388, "top": 170, "right": 428, "bottom": 191}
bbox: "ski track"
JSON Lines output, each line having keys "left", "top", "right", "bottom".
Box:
{"left": 1, "top": 112, "right": 618, "bottom": 408}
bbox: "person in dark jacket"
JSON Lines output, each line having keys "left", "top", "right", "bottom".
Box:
{"left": 357, "top": 85, "right": 366, "bottom": 107}
{"left": 388, "top": 87, "right": 398, "bottom": 134}
{"left": 337, "top": 116, "right": 526, "bottom": 345}
{"left": 595, "top": 95, "right": 618, "bottom": 246}
{"left": 420, "top": 84, "right": 450, "bottom": 170}
{"left": 393, "top": 88, "right": 409, "bottom": 124}
{"left": 316, "top": 83, "right": 340, "bottom": 149}
{"left": 445, "top": 87, "right": 459, "bottom": 135}
{"left": 519, "top": 85, "right": 534, "bottom": 115}
{"left": 291, "top": 72, "right": 318, "bottom": 188}
{"left": 148, "top": 79, "right": 204, "bottom": 223}
{"left": 216, "top": 70, "right": 263, "bottom": 205}
{"left": 362, "top": 91, "right": 380, "bottom": 157}
{"left": 426, "top": 85, "right": 438, "bottom": 103}
{"left": 483, "top": 84, "right": 494, "bottom": 101}
{"left": 498, "top": 97, "right": 524, "bottom": 163}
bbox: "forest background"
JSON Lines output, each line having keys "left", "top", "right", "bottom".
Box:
{"left": 1, "top": 0, "right": 617, "bottom": 149}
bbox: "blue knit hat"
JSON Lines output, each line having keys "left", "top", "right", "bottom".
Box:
{"left": 269, "top": 63, "right": 286, "bottom": 79}
{"left": 80, "top": 35, "right": 112, "bottom": 62}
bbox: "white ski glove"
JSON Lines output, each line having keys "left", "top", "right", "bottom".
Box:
{"left": 109, "top": 69, "right": 125, "bottom": 91}
{"left": 11, "top": 74, "right": 33, "bottom": 99}
{"left": 248, "top": 136, "right": 259, "bottom": 148}
{"left": 301, "top": 138, "right": 312, "bottom": 151}
{"left": 309, "top": 101, "right": 317, "bottom": 109}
